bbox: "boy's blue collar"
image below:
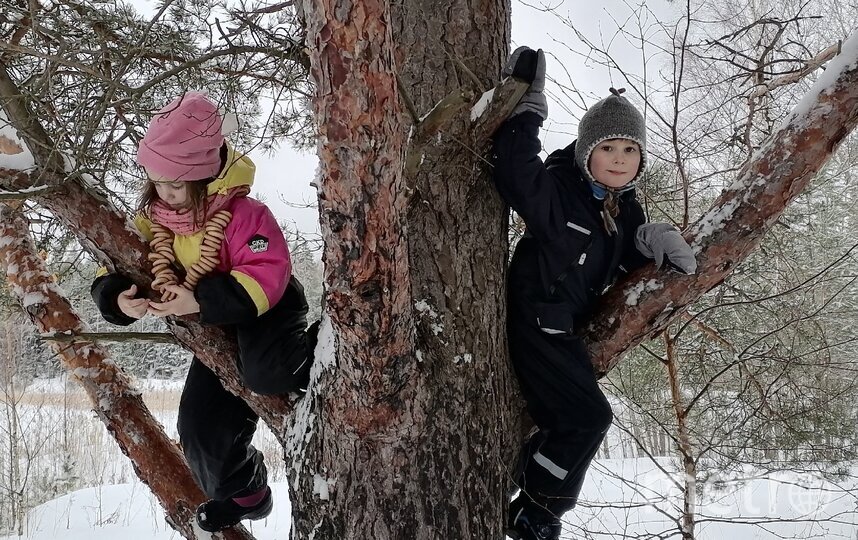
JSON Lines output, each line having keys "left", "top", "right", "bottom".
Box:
{"left": 588, "top": 180, "right": 635, "bottom": 200}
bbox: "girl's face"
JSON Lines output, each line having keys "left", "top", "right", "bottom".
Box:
{"left": 147, "top": 169, "right": 191, "bottom": 209}
{"left": 588, "top": 138, "right": 641, "bottom": 189}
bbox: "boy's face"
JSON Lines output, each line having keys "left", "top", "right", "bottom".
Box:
{"left": 588, "top": 138, "right": 641, "bottom": 189}
{"left": 146, "top": 168, "right": 191, "bottom": 210}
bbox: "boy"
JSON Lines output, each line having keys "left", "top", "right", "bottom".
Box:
{"left": 492, "top": 47, "right": 696, "bottom": 540}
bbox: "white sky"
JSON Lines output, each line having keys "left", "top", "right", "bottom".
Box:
{"left": 254, "top": 0, "right": 684, "bottom": 235}
{"left": 125, "top": 0, "right": 678, "bottom": 236}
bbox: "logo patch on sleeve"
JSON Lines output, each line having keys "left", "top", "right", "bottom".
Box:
{"left": 248, "top": 234, "right": 269, "bottom": 253}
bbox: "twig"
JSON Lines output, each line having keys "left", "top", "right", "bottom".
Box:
{"left": 0, "top": 185, "right": 54, "bottom": 200}
{"left": 748, "top": 42, "right": 841, "bottom": 100}
{"left": 40, "top": 331, "right": 178, "bottom": 344}
{"left": 395, "top": 73, "right": 420, "bottom": 125}
{"left": 445, "top": 48, "right": 484, "bottom": 92}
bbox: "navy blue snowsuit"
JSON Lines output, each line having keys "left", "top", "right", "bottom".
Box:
{"left": 492, "top": 111, "right": 650, "bottom": 516}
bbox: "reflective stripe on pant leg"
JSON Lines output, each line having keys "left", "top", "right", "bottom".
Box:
{"left": 533, "top": 450, "right": 568, "bottom": 480}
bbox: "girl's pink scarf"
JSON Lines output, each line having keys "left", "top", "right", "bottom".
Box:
{"left": 149, "top": 187, "right": 246, "bottom": 235}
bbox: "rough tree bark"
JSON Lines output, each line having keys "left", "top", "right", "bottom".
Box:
{"left": 0, "top": 203, "right": 254, "bottom": 540}
{"left": 288, "top": 1, "right": 518, "bottom": 538}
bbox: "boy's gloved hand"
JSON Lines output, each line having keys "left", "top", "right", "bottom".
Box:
{"left": 502, "top": 46, "right": 547, "bottom": 120}
{"left": 635, "top": 223, "right": 697, "bottom": 274}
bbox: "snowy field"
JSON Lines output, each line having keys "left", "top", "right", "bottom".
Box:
{"left": 0, "top": 378, "right": 854, "bottom": 539}
{"left": 0, "top": 460, "right": 855, "bottom": 539}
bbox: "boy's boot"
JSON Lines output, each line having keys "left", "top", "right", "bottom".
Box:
{"left": 506, "top": 494, "right": 562, "bottom": 540}
{"left": 196, "top": 486, "right": 273, "bottom": 532}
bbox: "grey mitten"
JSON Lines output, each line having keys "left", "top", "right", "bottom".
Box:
{"left": 635, "top": 223, "right": 697, "bottom": 274}
{"left": 502, "top": 46, "right": 547, "bottom": 120}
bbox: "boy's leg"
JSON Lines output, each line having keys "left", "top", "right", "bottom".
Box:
{"left": 507, "top": 313, "right": 613, "bottom": 519}
{"left": 178, "top": 357, "right": 267, "bottom": 500}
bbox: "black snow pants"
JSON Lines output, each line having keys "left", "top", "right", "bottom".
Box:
{"left": 507, "top": 299, "right": 613, "bottom": 517}
{"left": 178, "top": 310, "right": 314, "bottom": 500}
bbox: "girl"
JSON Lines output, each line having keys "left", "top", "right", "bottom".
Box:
{"left": 493, "top": 48, "right": 696, "bottom": 540}
{"left": 91, "top": 92, "right": 318, "bottom": 532}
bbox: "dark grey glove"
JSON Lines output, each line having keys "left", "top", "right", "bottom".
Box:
{"left": 635, "top": 223, "right": 697, "bottom": 274}
{"left": 502, "top": 46, "right": 547, "bottom": 120}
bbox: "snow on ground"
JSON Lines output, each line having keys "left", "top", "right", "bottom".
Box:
{"left": 0, "top": 458, "right": 855, "bottom": 539}
{"left": 0, "top": 483, "right": 291, "bottom": 540}
{"left": 0, "top": 377, "right": 854, "bottom": 538}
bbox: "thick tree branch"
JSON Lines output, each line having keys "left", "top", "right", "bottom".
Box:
{"left": 402, "top": 75, "right": 528, "bottom": 180}
{"left": 404, "top": 88, "right": 473, "bottom": 178}
{"left": 0, "top": 203, "right": 254, "bottom": 540}
{"left": 586, "top": 32, "right": 858, "bottom": 376}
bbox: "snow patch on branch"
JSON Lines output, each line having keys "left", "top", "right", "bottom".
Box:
{"left": 190, "top": 518, "right": 220, "bottom": 539}
{"left": 624, "top": 279, "right": 663, "bottom": 306}
{"left": 0, "top": 233, "right": 19, "bottom": 249}
{"left": 72, "top": 367, "right": 103, "bottom": 379}
{"left": 0, "top": 110, "right": 35, "bottom": 172}
{"left": 21, "top": 290, "right": 49, "bottom": 307}
{"left": 784, "top": 33, "right": 858, "bottom": 128}
{"left": 470, "top": 88, "right": 496, "bottom": 122}
{"left": 690, "top": 197, "right": 741, "bottom": 252}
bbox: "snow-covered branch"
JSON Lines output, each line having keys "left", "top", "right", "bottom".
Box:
{"left": 587, "top": 31, "right": 858, "bottom": 376}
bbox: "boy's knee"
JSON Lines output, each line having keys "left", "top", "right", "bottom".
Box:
{"left": 594, "top": 402, "right": 614, "bottom": 433}
{"left": 556, "top": 397, "right": 613, "bottom": 435}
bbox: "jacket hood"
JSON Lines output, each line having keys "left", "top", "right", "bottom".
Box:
{"left": 207, "top": 142, "right": 255, "bottom": 196}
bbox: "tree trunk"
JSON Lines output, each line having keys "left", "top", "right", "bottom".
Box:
{"left": 0, "top": 203, "right": 254, "bottom": 540}
{"left": 665, "top": 333, "right": 696, "bottom": 540}
{"left": 289, "top": 1, "right": 517, "bottom": 538}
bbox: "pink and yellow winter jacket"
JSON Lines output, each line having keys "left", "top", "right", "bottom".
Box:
{"left": 132, "top": 145, "right": 291, "bottom": 319}
{"left": 91, "top": 148, "right": 310, "bottom": 366}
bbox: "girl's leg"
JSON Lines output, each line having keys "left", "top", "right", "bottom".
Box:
{"left": 236, "top": 276, "right": 316, "bottom": 394}
{"left": 178, "top": 357, "right": 267, "bottom": 500}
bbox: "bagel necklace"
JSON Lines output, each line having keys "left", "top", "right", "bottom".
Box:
{"left": 147, "top": 210, "right": 233, "bottom": 302}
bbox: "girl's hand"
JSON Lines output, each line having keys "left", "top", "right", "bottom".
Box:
{"left": 117, "top": 285, "right": 149, "bottom": 319}
{"left": 148, "top": 284, "right": 200, "bottom": 317}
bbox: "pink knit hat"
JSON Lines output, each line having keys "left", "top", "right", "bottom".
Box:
{"left": 137, "top": 92, "right": 226, "bottom": 181}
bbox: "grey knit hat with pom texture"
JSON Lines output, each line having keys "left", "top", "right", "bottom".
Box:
{"left": 574, "top": 88, "right": 647, "bottom": 189}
